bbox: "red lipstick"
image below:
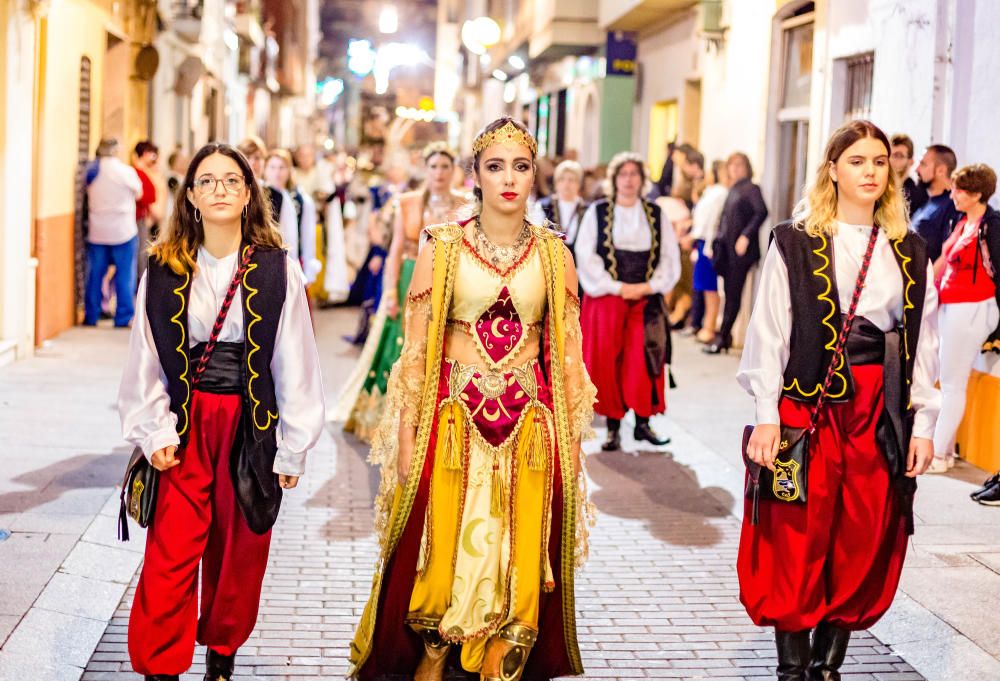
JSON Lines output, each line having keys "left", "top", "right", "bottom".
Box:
{"left": 501, "top": 192, "right": 518, "bottom": 200}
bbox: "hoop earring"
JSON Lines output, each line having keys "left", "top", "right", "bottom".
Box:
{"left": 194, "top": 207, "right": 202, "bottom": 223}
{"left": 242, "top": 204, "right": 248, "bottom": 218}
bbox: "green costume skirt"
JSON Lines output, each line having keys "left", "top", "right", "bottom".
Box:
{"left": 345, "top": 257, "right": 416, "bottom": 442}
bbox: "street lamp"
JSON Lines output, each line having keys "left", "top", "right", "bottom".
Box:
{"left": 460, "top": 17, "right": 501, "bottom": 55}
{"left": 379, "top": 5, "right": 398, "bottom": 34}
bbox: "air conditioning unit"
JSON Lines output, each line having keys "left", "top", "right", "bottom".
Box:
{"left": 701, "top": 0, "right": 726, "bottom": 40}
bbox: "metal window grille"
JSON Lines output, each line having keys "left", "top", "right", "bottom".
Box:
{"left": 844, "top": 52, "right": 874, "bottom": 120}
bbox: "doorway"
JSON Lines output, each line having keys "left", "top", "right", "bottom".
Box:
{"left": 648, "top": 100, "right": 678, "bottom": 183}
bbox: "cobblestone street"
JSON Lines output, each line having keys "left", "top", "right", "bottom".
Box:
{"left": 75, "top": 309, "right": 926, "bottom": 681}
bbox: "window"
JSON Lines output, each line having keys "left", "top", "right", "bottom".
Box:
{"left": 843, "top": 52, "right": 874, "bottom": 120}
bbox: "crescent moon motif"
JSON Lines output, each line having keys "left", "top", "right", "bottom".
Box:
{"left": 461, "top": 518, "right": 487, "bottom": 558}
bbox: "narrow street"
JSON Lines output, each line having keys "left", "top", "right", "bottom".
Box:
{"left": 0, "top": 306, "right": 988, "bottom": 680}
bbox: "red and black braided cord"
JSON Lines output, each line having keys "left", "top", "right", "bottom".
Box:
{"left": 808, "top": 226, "right": 880, "bottom": 433}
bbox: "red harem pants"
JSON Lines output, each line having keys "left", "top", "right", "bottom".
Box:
{"left": 128, "top": 391, "right": 272, "bottom": 675}
{"left": 737, "top": 364, "right": 908, "bottom": 632}
{"left": 581, "top": 294, "right": 665, "bottom": 419}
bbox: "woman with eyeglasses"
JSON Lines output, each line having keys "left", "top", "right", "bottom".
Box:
{"left": 118, "top": 143, "right": 325, "bottom": 681}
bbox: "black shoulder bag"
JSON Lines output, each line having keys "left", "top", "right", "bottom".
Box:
{"left": 742, "top": 226, "right": 879, "bottom": 525}
{"left": 118, "top": 246, "right": 256, "bottom": 541}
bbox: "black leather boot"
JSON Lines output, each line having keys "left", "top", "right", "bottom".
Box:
{"left": 807, "top": 622, "right": 851, "bottom": 680}
{"left": 775, "top": 629, "right": 811, "bottom": 680}
{"left": 204, "top": 648, "right": 236, "bottom": 681}
{"left": 145, "top": 676, "right": 179, "bottom": 681}
{"left": 634, "top": 417, "right": 670, "bottom": 446}
{"left": 602, "top": 418, "right": 621, "bottom": 451}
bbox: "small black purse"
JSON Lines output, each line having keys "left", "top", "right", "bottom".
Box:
{"left": 117, "top": 246, "right": 256, "bottom": 542}
{"left": 742, "top": 226, "right": 879, "bottom": 525}
{"left": 118, "top": 447, "right": 158, "bottom": 540}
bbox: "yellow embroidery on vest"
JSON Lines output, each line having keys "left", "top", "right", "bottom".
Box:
{"left": 772, "top": 457, "right": 802, "bottom": 501}
{"left": 783, "top": 234, "right": 849, "bottom": 399}
{"left": 243, "top": 247, "right": 279, "bottom": 431}
{"left": 172, "top": 272, "right": 191, "bottom": 436}
{"left": 893, "top": 239, "right": 916, "bottom": 408}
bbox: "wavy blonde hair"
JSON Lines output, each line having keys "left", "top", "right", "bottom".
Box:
{"left": 793, "top": 120, "right": 908, "bottom": 240}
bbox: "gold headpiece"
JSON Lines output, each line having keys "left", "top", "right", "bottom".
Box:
{"left": 472, "top": 121, "right": 538, "bottom": 157}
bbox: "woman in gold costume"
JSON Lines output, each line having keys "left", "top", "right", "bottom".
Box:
{"left": 343, "top": 143, "right": 468, "bottom": 441}
{"left": 349, "top": 118, "right": 596, "bottom": 681}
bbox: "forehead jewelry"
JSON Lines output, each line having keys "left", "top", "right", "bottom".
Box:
{"left": 473, "top": 121, "right": 538, "bottom": 156}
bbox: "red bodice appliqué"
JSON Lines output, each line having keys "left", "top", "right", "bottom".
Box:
{"left": 475, "top": 286, "right": 523, "bottom": 364}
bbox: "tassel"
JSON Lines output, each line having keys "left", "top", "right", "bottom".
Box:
{"left": 118, "top": 495, "right": 130, "bottom": 542}
{"left": 526, "top": 416, "right": 545, "bottom": 472}
{"left": 491, "top": 462, "right": 508, "bottom": 518}
{"left": 750, "top": 479, "right": 760, "bottom": 526}
{"left": 438, "top": 405, "right": 462, "bottom": 471}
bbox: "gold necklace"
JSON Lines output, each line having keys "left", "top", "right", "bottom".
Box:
{"left": 474, "top": 218, "right": 531, "bottom": 270}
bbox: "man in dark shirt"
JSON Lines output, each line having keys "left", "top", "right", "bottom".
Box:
{"left": 912, "top": 144, "right": 959, "bottom": 262}
{"left": 705, "top": 152, "right": 768, "bottom": 354}
{"left": 890, "top": 133, "right": 927, "bottom": 213}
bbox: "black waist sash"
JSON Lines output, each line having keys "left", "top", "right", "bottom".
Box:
{"left": 616, "top": 249, "right": 651, "bottom": 284}
{"left": 844, "top": 315, "right": 916, "bottom": 534}
{"left": 190, "top": 342, "right": 243, "bottom": 394}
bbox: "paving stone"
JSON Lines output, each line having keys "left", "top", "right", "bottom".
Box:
{"left": 73, "top": 309, "right": 931, "bottom": 681}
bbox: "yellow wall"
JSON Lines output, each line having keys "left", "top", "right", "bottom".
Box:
{"left": 648, "top": 100, "right": 678, "bottom": 183}
{"left": 34, "top": 0, "right": 149, "bottom": 342}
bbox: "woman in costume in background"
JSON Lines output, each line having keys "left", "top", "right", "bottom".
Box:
{"left": 237, "top": 137, "right": 300, "bottom": 263}
{"left": 264, "top": 149, "right": 322, "bottom": 291}
{"left": 575, "top": 152, "right": 681, "bottom": 452}
{"left": 343, "top": 142, "right": 468, "bottom": 441}
{"left": 118, "top": 144, "right": 325, "bottom": 681}
{"left": 349, "top": 118, "right": 596, "bottom": 681}
{"left": 738, "top": 121, "right": 939, "bottom": 680}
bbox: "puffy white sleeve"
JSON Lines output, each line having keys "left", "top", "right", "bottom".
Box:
{"left": 573, "top": 204, "right": 623, "bottom": 297}
{"left": 649, "top": 211, "right": 682, "bottom": 294}
{"left": 737, "top": 245, "right": 792, "bottom": 426}
{"left": 118, "top": 274, "right": 180, "bottom": 461}
{"left": 277, "top": 189, "right": 300, "bottom": 261}
{"left": 271, "top": 260, "right": 326, "bottom": 476}
{"left": 910, "top": 261, "right": 941, "bottom": 439}
{"left": 298, "top": 193, "right": 321, "bottom": 284}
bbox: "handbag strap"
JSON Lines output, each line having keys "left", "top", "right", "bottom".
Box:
{"left": 191, "top": 245, "right": 256, "bottom": 389}
{"left": 807, "top": 226, "right": 880, "bottom": 433}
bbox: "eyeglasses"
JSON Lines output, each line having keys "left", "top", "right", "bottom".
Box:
{"left": 193, "top": 174, "right": 246, "bottom": 194}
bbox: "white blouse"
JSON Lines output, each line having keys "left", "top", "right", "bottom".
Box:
{"left": 297, "top": 189, "right": 322, "bottom": 285}
{"left": 574, "top": 201, "right": 682, "bottom": 297}
{"left": 558, "top": 199, "right": 584, "bottom": 244}
{"left": 690, "top": 184, "right": 729, "bottom": 250}
{"left": 118, "top": 247, "right": 326, "bottom": 476}
{"left": 737, "top": 221, "right": 940, "bottom": 439}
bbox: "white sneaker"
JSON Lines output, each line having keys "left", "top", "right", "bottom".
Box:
{"left": 926, "top": 456, "right": 951, "bottom": 474}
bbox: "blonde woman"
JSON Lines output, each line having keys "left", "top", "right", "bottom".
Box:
{"left": 738, "top": 121, "right": 940, "bottom": 679}
{"left": 349, "top": 118, "right": 596, "bottom": 681}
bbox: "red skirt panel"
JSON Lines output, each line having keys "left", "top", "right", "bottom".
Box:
{"left": 737, "top": 364, "right": 908, "bottom": 632}
{"left": 128, "top": 391, "right": 272, "bottom": 676}
{"left": 581, "top": 294, "right": 665, "bottom": 419}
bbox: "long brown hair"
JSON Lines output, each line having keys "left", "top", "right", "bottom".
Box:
{"left": 794, "top": 120, "right": 908, "bottom": 240}
{"left": 151, "top": 143, "right": 283, "bottom": 274}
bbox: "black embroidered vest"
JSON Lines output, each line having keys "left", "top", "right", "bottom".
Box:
{"left": 593, "top": 198, "right": 662, "bottom": 284}
{"left": 145, "top": 246, "right": 288, "bottom": 532}
{"left": 772, "top": 221, "right": 927, "bottom": 406}
{"left": 291, "top": 189, "right": 304, "bottom": 227}
{"left": 266, "top": 185, "right": 283, "bottom": 224}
